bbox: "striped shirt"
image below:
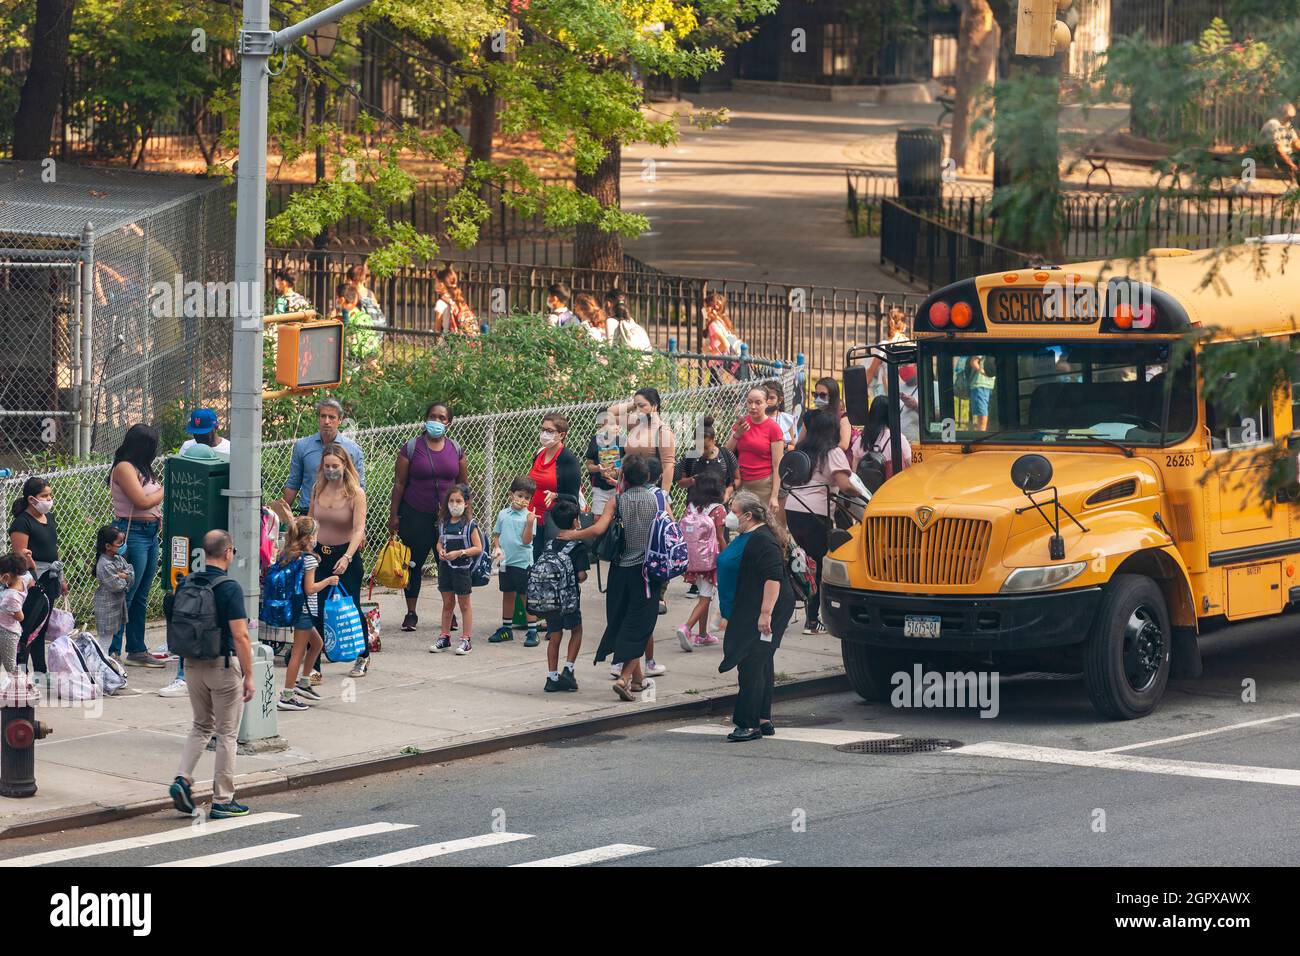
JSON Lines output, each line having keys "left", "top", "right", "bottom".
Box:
{"left": 616, "top": 485, "right": 661, "bottom": 568}
{"left": 303, "top": 552, "right": 321, "bottom": 615}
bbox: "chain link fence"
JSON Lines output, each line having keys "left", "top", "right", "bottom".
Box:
{"left": 1, "top": 368, "right": 797, "bottom": 628}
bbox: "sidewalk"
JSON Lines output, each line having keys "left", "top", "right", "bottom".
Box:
{"left": 0, "top": 574, "right": 844, "bottom": 833}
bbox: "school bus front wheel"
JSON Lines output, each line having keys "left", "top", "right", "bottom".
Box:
{"left": 1083, "top": 574, "right": 1172, "bottom": 720}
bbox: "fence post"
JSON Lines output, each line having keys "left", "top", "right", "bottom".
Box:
{"left": 78, "top": 222, "right": 95, "bottom": 459}
{"left": 484, "top": 417, "right": 496, "bottom": 533}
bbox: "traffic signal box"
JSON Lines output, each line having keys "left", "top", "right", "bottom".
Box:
{"left": 161, "top": 453, "right": 230, "bottom": 592}
{"left": 275, "top": 318, "right": 344, "bottom": 389}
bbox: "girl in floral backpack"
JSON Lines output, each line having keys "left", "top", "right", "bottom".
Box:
{"left": 676, "top": 472, "right": 727, "bottom": 651}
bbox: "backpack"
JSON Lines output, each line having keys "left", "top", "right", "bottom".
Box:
{"left": 787, "top": 543, "right": 818, "bottom": 608}
{"left": 72, "top": 632, "right": 127, "bottom": 695}
{"left": 404, "top": 435, "right": 460, "bottom": 463}
{"left": 259, "top": 506, "right": 278, "bottom": 575}
{"left": 166, "top": 571, "right": 231, "bottom": 662}
{"left": 644, "top": 508, "right": 689, "bottom": 590}
{"left": 47, "top": 634, "right": 99, "bottom": 701}
{"left": 614, "top": 318, "right": 652, "bottom": 353}
{"left": 680, "top": 503, "right": 722, "bottom": 574}
{"left": 469, "top": 522, "right": 492, "bottom": 587}
{"left": 525, "top": 542, "right": 579, "bottom": 616}
{"left": 261, "top": 556, "right": 305, "bottom": 629}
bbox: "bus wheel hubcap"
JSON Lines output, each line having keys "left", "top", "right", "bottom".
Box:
{"left": 1122, "top": 605, "right": 1164, "bottom": 693}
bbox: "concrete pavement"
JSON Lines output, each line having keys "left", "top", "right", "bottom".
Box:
{"left": 0, "top": 573, "right": 843, "bottom": 835}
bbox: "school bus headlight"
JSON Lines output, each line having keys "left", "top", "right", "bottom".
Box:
{"left": 823, "top": 557, "right": 852, "bottom": 587}
{"left": 1000, "top": 562, "right": 1087, "bottom": 593}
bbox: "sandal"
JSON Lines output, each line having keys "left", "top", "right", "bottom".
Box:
{"left": 613, "top": 681, "right": 634, "bottom": 701}
{"left": 629, "top": 679, "right": 654, "bottom": 694}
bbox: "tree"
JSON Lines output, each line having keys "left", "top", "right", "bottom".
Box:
{"left": 11, "top": 0, "right": 77, "bottom": 160}
{"left": 950, "top": 0, "right": 998, "bottom": 174}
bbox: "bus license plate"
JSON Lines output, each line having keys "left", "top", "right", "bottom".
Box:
{"left": 904, "top": 615, "right": 942, "bottom": 639}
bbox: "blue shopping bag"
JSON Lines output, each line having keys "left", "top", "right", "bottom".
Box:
{"left": 322, "top": 584, "right": 367, "bottom": 663}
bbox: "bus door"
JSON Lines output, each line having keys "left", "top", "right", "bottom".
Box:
{"left": 1205, "top": 364, "right": 1287, "bottom": 620}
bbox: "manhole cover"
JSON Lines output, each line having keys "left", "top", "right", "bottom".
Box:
{"left": 767, "top": 714, "right": 843, "bottom": 727}
{"left": 545, "top": 733, "right": 626, "bottom": 749}
{"left": 836, "top": 738, "right": 963, "bottom": 755}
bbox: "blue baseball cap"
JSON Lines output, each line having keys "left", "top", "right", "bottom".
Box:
{"left": 186, "top": 408, "right": 218, "bottom": 435}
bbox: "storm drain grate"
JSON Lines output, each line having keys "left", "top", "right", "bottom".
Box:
{"left": 836, "top": 738, "right": 963, "bottom": 755}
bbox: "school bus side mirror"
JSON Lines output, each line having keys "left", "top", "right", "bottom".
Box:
{"left": 844, "top": 365, "right": 870, "bottom": 427}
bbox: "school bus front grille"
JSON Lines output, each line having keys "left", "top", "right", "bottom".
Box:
{"left": 865, "top": 516, "right": 992, "bottom": 585}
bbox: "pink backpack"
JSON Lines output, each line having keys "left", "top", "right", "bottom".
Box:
{"left": 259, "top": 507, "right": 278, "bottom": 575}
{"left": 680, "top": 503, "right": 722, "bottom": 574}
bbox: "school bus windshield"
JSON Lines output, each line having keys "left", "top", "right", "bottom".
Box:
{"left": 920, "top": 341, "right": 1197, "bottom": 447}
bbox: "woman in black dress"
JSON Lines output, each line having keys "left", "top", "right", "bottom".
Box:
{"left": 556, "top": 454, "right": 661, "bottom": 701}
{"left": 717, "top": 491, "right": 795, "bottom": 741}
{"left": 7, "top": 477, "right": 63, "bottom": 674}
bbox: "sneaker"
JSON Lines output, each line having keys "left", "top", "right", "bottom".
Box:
{"left": 803, "top": 620, "right": 826, "bottom": 635}
{"left": 158, "top": 678, "right": 188, "bottom": 698}
{"left": 430, "top": 635, "right": 452, "bottom": 652}
{"left": 488, "top": 626, "right": 514, "bottom": 644}
{"left": 455, "top": 638, "right": 472, "bottom": 655}
{"left": 658, "top": 601, "right": 668, "bottom": 615}
{"left": 544, "top": 675, "right": 565, "bottom": 693}
{"left": 278, "top": 693, "right": 309, "bottom": 711}
{"left": 557, "top": 668, "right": 579, "bottom": 692}
{"left": 209, "top": 800, "right": 250, "bottom": 819}
{"left": 400, "top": 612, "right": 418, "bottom": 632}
{"left": 126, "top": 652, "right": 165, "bottom": 668}
{"left": 610, "top": 665, "right": 623, "bottom": 679}
{"left": 308, "top": 670, "right": 323, "bottom": 686}
{"left": 169, "top": 775, "right": 195, "bottom": 814}
{"left": 676, "top": 624, "right": 694, "bottom": 653}
{"left": 643, "top": 660, "right": 666, "bottom": 677}
{"left": 151, "top": 643, "right": 176, "bottom": 661}
{"left": 294, "top": 682, "right": 323, "bottom": 701}
{"left": 694, "top": 633, "right": 720, "bottom": 647}
{"left": 523, "top": 629, "right": 539, "bottom": 648}
{"left": 348, "top": 657, "right": 369, "bottom": 678}
{"left": 686, "top": 583, "right": 699, "bottom": 596}
{"left": 451, "top": 614, "right": 459, "bottom": 632}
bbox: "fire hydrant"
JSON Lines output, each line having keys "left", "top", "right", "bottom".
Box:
{"left": 1, "top": 685, "right": 52, "bottom": 798}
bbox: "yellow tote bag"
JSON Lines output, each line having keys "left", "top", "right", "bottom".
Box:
{"left": 373, "top": 534, "right": 411, "bottom": 590}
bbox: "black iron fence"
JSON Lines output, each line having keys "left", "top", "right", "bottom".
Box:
{"left": 267, "top": 249, "right": 924, "bottom": 377}
{"left": 880, "top": 198, "right": 1025, "bottom": 289}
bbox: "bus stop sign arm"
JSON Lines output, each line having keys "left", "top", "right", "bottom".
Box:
{"left": 229, "top": 0, "right": 377, "bottom": 654}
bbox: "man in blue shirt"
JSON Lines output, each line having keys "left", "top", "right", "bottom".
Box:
{"left": 280, "top": 398, "right": 365, "bottom": 514}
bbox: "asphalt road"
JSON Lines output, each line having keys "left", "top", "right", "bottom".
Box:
{"left": 5, "top": 612, "right": 1300, "bottom": 868}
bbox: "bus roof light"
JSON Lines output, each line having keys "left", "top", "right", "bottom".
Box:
{"left": 929, "top": 301, "right": 951, "bottom": 328}
{"left": 951, "top": 302, "right": 973, "bottom": 328}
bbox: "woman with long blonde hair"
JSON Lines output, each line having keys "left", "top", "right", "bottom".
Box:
{"left": 436, "top": 265, "right": 477, "bottom": 336}
{"left": 275, "top": 516, "right": 333, "bottom": 710}
{"left": 573, "top": 292, "right": 610, "bottom": 342}
{"left": 308, "top": 444, "right": 372, "bottom": 679}
{"left": 704, "top": 291, "right": 745, "bottom": 384}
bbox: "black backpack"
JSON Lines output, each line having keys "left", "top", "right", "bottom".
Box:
{"left": 165, "top": 571, "right": 231, "bottom": 663}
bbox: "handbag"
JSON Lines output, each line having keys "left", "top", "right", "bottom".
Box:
{"left": 372, "top": 534, "right": 411, "bottom": 590}
{"left": 321, "top": 584, "right": 367, "bottom": 663}
{"left": 596, "top": 498, "right": 625, "bottom": 564}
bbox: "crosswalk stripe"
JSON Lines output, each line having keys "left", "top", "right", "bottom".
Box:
{"left": 951, "top": 741, "right": 1300, "bottom": 787}
{"left": 0, "top": 813, "right": 300, "bottom": 868}
{"left": 1098, "top": 712, "right": 1300, "bottom": 753}
{"left": 334, "top": 832, "right": 534, "bottom": 867}
{"left": 670, "top": 725, "right": 899, "bottom": 746}
{"left": 152, "top": 822, "right": 416, "bottom": 867}
{"left": 701, "top": 857, "right": 779, "bottom": 867}
{"left": 511, "top": 843, "right": 653, "bottom": 867}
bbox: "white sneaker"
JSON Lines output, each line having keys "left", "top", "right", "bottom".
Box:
{"left": 643, "top": 660, "right": 666, "bottom": 677}
{"left": 455, "top": 638, "right": 472, "bottom": 655}
{"left": 158, "top": 678, "right": 188, "bottom": 698}
{"left": 609, "top": 665, "right": 623, "bottom": 679}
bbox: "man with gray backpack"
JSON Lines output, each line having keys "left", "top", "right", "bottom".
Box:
{"left": 165, "top": 530, "right": 254, "bottom": 819}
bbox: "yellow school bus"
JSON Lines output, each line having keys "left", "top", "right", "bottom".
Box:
{"left": 822, "top": 239, "right": 1300, "bottom": 719}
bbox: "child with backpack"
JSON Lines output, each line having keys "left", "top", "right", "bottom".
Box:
{"left": 490, "top": 476, "right": 539, "bottom": 647}
{"left": 676, "top": 472, "right": 727, "bottom": 651}
{"left": 270, "top": 517, "right": 334, "bottom": 711}
{"left": 431, "top": 485, "right": 484, "bottom": 655}
{"left": 0, "top": 552, "right": 28, "bottom": 676}
{"left": 528, "top": 498, "right": 589, "bottom": 693}
{"left": 92, "top": 525, "right": 134, "bottom": 658}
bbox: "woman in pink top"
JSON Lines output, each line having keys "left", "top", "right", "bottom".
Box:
{"left": 109, "top": 424, "right": 165, "bottom": 667}
{"left": 725, "top": 386, "right": 785, "bottom": 513}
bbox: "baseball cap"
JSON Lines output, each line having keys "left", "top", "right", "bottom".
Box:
{"left": 186, "top": 408, "right": 218, "bottom": 435}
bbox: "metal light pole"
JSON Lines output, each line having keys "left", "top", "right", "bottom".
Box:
{"left": 229, "top": 0, "right": 375, "bottom": 741}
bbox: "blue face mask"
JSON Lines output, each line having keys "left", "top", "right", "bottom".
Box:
{"left": 426, "top": 420, "right": 447, "bottom": 439}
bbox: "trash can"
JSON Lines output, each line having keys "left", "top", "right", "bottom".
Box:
{"left": 161, "top": 450, "right": 230, "bottom": 591}
{"left": 895, "top": 127, "right": 946, "bottom": 212}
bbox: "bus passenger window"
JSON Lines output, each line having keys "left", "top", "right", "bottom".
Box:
{"left": 1290, "top": 334, "right": 1300, "bottom": 434}
{"left": 1207, "top": 392, "right": 1272, "bottom": 450}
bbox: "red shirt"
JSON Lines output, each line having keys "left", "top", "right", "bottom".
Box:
{"left": 528, "top": 447, "right": 560, "bottom": 516}
{"left": 734, "top": 416, "right": 785, "bottom": 481}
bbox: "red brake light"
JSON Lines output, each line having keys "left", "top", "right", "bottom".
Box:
{"left": 1114, "top": 304, "right": 1133, "bottom": 329}
{"left": 951, "top": 302, "right": 973, "bottom": 328}
{"left": 929, "top": 301, "right": 951, "bottom": 328}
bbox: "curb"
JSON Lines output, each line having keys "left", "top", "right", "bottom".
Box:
{"left": 0, "top": 672, "right": 848, "bottom": 841}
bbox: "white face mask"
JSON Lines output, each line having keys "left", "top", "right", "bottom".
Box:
{"left": 540, "top": 430, "right": 557, "bottom": 446}
{"left": 724, "top": 511, "right": 741, "bottom": 531}
{"left": 323, "top": 467, "right": 343, "bottom": 482}
{"left": 32, "top": 497, "right": 53, "bottom": 515}
{"left": 448, "top": 502, "right": 466, "bottom": 518}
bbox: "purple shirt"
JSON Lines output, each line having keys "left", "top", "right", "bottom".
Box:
{"left": 400, "top": 436, "right": 465, "bottom": 514}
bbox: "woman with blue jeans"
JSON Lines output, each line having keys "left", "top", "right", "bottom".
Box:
{"left": 109, "top": 424, "right": 167, "bottom": 674}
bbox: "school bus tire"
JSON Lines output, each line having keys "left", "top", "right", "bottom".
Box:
{"left": 1083, "top": 574, "right": 1172, "bottom": 720}
{"left": 842, "top": 641, "right": 907, "bottom": 703}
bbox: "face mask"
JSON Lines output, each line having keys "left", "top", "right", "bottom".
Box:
{"left": 766, "top": 404, "right": 778, "bottom": 415}
{"left": 814, "top": 396, "right": 829, "bottom": 408}
{"left": 426, "top": 420, "right": 447, "bottom": 439}
{"left": 724, "top": 512, "right": 741, "bottom": 531}
{"left": 32, "top": 498, "right": 53, "bottom": 515}
{"left": 323, "top": 467, "right": 343, "bottom": 482}
{"left": 509, "top": 496, "right": 527, "bottom": 510}
{"left": 448, "top": 502, "right": 466, "bottom": 518}
{"left": 540, "top": 430, "right": 557, "bottom": 446}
